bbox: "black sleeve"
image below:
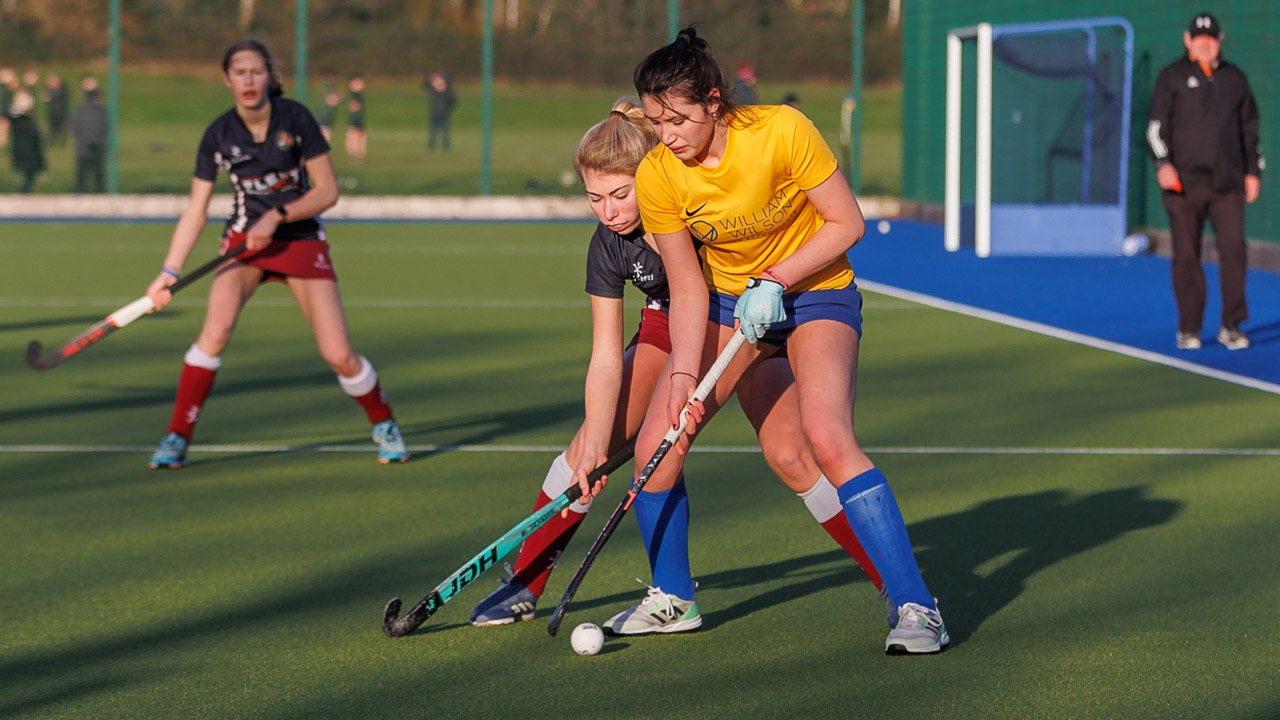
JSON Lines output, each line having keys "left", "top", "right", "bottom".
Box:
{"left": 193, "top": 123, "right": 220, "bottom": 181}
{"left": 1147, "top": 66, "right": 1175, "bottom": 165}
{"left": 1239, "top": 74, "right": 1263, "bottom": 177}
{"left": 584, "top": 225, "right": 626, "bottom": 299}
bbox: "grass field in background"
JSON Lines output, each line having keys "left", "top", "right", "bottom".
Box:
{"left": 5, "top": 72, "right": 902, "bottom": 197}
{"left": 2, "top": 223, "right": 1278, "bottom": 719}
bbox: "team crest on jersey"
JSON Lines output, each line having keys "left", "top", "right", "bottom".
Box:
{"left": 689, "top": 220, "right": 718, "bottom": 243}
{"left": 275, "top": 132, "right": 295, "bottom": 151}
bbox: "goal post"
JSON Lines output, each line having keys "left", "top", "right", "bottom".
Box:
{"left": 945, "top": 17, "right": 1135, "bottom": 257}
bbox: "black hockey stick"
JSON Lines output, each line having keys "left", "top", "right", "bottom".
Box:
{"left": 26, "top": 243, "right": 247, "bottom": 370}
{"left": 381, "top": 436, "right": 637, "bottom": 638}
{"left": 546, "top": 330, "right": 747, "bottom": 636}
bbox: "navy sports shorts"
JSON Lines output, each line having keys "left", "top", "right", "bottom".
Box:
{"left": 709, "top": 279, "right": 863, "bottom": 343}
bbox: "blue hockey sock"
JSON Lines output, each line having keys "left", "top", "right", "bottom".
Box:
{"left": 837, "top": 468, "right": 934, "bottom": 609}
{"left": 633, "top": 480, "right": 695, "bottom": 600}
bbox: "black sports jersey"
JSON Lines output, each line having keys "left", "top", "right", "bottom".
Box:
{"left": 584, "top": 223, "right": 669, "bottom": 305}
{"left": 194, "top": 97, "right": 330, "bottom": 241}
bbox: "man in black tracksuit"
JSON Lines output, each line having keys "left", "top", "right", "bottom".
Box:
{"left": 1147, "top": 12, "right": 1263, "bottom": 351}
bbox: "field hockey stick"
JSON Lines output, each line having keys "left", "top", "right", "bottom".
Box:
{"left": 25, "top": 243, "right": 247, "bottom": 370}
{"left": 381, "top": 436, "right": 637, "bottom": 638}
{"left": 546, "top": 330, "right": 748, "bottom": 636}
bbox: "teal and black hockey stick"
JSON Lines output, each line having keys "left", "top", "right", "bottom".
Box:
{"left": 547, "top": 331, "right": 747, "bottom": 636}
{"left": 381, "top": 437, "right": 636, "bottom": 638}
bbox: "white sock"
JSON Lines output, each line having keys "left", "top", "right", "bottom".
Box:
{"left": 338, "top": 356, "right": 377, "bottom": 397}
{"left": 184, "top": 343, "right": 222, "bottom": 370}
{"left": 542, "top": 451, "right": 592, "bottom": 514}
{"left": 797, "top": 475, "right": 842, "bottom": 523}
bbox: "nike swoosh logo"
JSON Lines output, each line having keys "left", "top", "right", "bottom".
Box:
{"left": 685, "top": 202, "right": 708, "bottom": 217}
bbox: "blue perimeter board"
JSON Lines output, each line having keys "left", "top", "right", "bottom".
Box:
{"left": 850, "top": 219, "right": 1280, "bottom": 392}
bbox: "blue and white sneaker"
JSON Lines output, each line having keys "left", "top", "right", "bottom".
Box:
{"left": 885, "top": 602, "right": 949, "bottom": 654}
{"left": 603, "top": 581, "right": 701, "bottom": 635}
{"left": 471, "top": 574, "right": 539, "bottom": 626}
{"left": 149, "top": 432, "right": 189, "bottom": 469}
{"left": 372, "top": 419, "right": 408, "bottom": 464}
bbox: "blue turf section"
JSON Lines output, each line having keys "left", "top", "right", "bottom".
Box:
{"left": 850, "top": 219, "right": 1280, "bottom": 391}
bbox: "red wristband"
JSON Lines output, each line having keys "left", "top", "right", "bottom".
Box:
{"left": 761, "top": 267, "right": 788, "bottom": 289}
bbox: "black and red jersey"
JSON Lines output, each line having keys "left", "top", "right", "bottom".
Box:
{"left": 195, "top": 97, "right": 330, "bottom": 241}
{"left": 584, "top": 223, "right": 669, "bottom": 306}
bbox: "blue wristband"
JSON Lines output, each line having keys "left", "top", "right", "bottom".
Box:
{"left": 161, "top": 267, "right": 180, "bottom": 281}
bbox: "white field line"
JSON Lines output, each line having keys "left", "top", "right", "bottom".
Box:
{"left": 0, "top": 297, "right": 589, "bottom": 309}
{"left": 1, "top": 444, "right": 1278, "bottom": 457}
{"left": 0, "top": 297, "right": 920, "bottom": 310}
{"left": 858, "top": 280, "right": 1280, "bottom": 396}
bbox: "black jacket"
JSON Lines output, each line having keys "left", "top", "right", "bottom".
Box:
{"left": 1147, "top": 56, "right": 1263, "bottom": 193}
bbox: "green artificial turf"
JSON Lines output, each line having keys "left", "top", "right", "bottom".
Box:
{"left": 1, "top": 223, "right": 1278, "bottom": 719}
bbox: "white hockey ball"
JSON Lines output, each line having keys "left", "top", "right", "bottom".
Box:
{"left": 570, "top": 622, "right": 604, "bottom": 656}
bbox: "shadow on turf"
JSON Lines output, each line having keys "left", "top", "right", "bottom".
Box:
{"left": 1243, "top": 318, "right": 1280, "bottom": 347}
{"left": 904, "top": 485, "right": 1181, "bottom": 647}
{"left": 177, "top": 401, "right": 582, "bottom": 470}
{"left": 0, "top": 314, "right": 110, "bottom": 333}
{"left": 541, "top": 486, "right": 1180, "bottom": 651}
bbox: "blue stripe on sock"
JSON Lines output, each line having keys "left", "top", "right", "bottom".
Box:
{"left": 633, "top": 480, "right": 695, "bottom": 600}
{"left": 837, "top": 468, "right": 934, "bottom": 609}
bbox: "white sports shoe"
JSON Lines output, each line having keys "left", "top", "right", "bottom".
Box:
{"left": 885, "top": 602, "right": 949, "bottom": 654}
{"left": 603, "top": 581, "right": 701, "bottom": 635}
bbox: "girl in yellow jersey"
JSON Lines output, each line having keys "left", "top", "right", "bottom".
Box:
{"left": 592, "top": 27, "right": 947, "bottom": 654}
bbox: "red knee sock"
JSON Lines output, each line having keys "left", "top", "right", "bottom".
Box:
{"left": 167, "top": 363, "right": 218, "bottom": 440}
{"left": 511, "top": 491, "right": 587, "bottom": 597}
{"left": 352, "top": 382, "right": 393, "bottom": 425}
{"left": 821, "top": 514, "right": 884, "bottom": 591}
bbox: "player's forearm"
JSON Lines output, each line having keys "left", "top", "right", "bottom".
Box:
{"left": 580, "top": 354, "right": 624, "bottom": 455}
{"left": 278, "top": 184, "right": 338, "bottom": 223}
{"left": 163, "top": 209, "right": 208, "bottom": 271}
{"left": 668, "top": 285, "right": 709, "bottom": 376}
{"left": 771, "top": 216, "right": 865, "bottom": 288}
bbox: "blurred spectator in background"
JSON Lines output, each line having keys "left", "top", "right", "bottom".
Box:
{"left": 1147, "top": 12, "right": 1262, "bottom": 352}
{"left": 730, "top": 61, "right": 758, "bottom": 106}
{"left": 316, "top": 69, "right": 339, "bottom": 141}
{"left": 781, "top": 92, "right": 800, "bottom": 109}
{"left": 424, "top": 71, "right": 456, "bottom": 151}
{"left": 345, "top": 74, "right": 367, "bottom": 163}
{"left": 22, "top": 67, "right": 39, "bottom": 91}
{"left": 0, "top": 67, "right": 17, "bottom": 150}
{"left": 44, "top": 73, "right": 68, "bottom": 147}
{"left": 8, "top": 89, "right": 46, "bottom": 193}
{"left": 71, "top": 87, "right": 107, "bottom": 193}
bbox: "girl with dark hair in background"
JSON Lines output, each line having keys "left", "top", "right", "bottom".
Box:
{"left": 144, "top": 39, "right": 407, "bottom": 469}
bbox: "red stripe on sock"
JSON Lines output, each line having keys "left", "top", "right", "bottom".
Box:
{"left": 353, "top": 382, "right": 393, "bottom": 424}
{"left": 821, "top": 514, "right": 884, "bottom": 591}
{"left": 167, "top": 363, "right": 218, "bottom": 440}
{"left": 511, "top": 491, "right": 586, "bottom": 596}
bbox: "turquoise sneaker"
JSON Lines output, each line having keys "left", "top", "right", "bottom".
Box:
{"left": 885, "top": 602, "right": 949, "bottom": 654}
{"left": 372, "top": 419, "right": 408, "bottom": 464}
{"left": 149, "top": 432, "right": 189, "bottom": 469}
{"left": 471, "top": 574, "right": 539, "bottom": 626}
{"left": 603, "top": 582, "right": 701, "bottom": 635}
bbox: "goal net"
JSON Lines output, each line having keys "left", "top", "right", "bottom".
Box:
{"left": 945, "top": 18, "right": 1134, "bottom": 256}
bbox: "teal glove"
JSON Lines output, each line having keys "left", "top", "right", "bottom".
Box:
{"left": 733, "top": 278, "right": 786, "bottom": 343}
